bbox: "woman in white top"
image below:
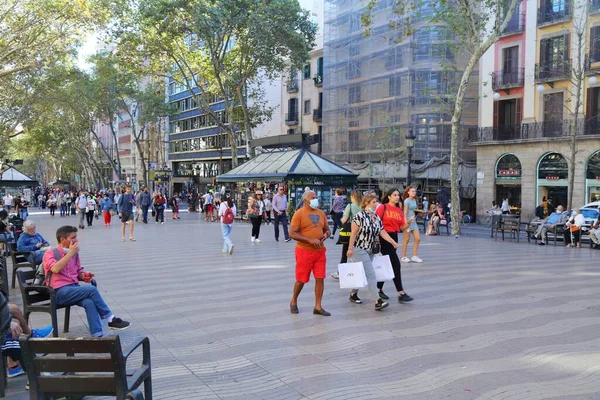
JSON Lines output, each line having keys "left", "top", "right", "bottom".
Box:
{"left": 564, "top": 208, "right": 585, "bottom": 248}
{"left": 218, "top": 195, "right": 237, "bottom": 254}
{"left": 501, "top": 197, "right": 510, "bottom": 214}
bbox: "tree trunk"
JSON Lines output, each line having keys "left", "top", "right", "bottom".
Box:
{"left": 237, "top": 86, "right": 255, "bottom": 159}
{"left": 90, "top": 125, "right": 120, "bottom": 181}
{"left": 107, "top": 116, "right": 123, "bottom": 179}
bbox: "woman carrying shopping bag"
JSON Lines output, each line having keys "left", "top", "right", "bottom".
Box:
{"left": 331, "top": 191, "right": 362, "bottom": 280}
{"left": 347, "top": 193, "right": 400, "bottom": 311}
{"left": 375, "top": 188, "right": 414, "bottom": 303}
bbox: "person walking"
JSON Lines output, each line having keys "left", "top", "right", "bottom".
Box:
{"left": 376, "top": 188, "right": 414, "bottom": 303}
{"left": 118, "top": 186, "right": 136, "bottom": 242}
{"left": 139, "top": 188, "right": 151, "bottom": 224}
{"left": 75, "top": 191, "right": 88, "bottom": 229}
{"left": 263, "top": 194, "right": 273, "bottom": 225}
{"left": 100, "top": 194, "right": 112, "bottom": 226}
{"left": 289, "top": 190, "right": 331, "bottom": 316}
{"left": 401, "top": 186, "right": 422, "bottom": 263}
{"left": 202, "top": 191, "right": 214, "bottom": 222}
{"left": 501, "top": 197, "right": 510, "bottom": 214}
{"left": 218, "top": 195, "right": 237, "bottom": 254}
{"left": 330, "top": 189, "right": 346, "bottom": 238}
{"left": 347, "top": 192, "right": 399, "bottom": 311}
{"left": 58, "top": 193, "right": 67, "bottom": 217}
{"left": 153, "top": 192, "right": 166, "bottom": 224}
{"left": 85, "top": 194, "right": 96, "bottom": 227}
{"left": 170, "top": 192, "right": 180, "bottom": 219}
{"left": 48, "top": 194, "right": 57, "bottom": 218}
{"left": 247, "top": 190, "right": 265, "bottom": 243}
{"left": 331, "top": 190, "right": 362, "bottom": 280}
{"left": 272, "top": 186, "right": 291, "bottom": 242}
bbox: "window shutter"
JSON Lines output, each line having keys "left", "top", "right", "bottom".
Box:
{"left": 493, "top": 100, "right": 499, "bottom": 127}
{"left": 540, "top": 39, "right": 548, "bottom": 64}
{"left": 564, "top": 33, "right": 570, "bottom": 61}
{"left": 317, "top": 57, "right": 323, "bottom": 75}
{"left": 516, "top": 98, "right": 522, "bottom": 124}
{"left": 592, "top": 27, "right": 600, "bottom": 62}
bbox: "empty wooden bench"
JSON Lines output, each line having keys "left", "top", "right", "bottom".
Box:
{"left": 20, "top": 335, "right": 152, "bottom": 400}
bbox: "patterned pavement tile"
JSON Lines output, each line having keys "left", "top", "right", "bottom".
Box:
{"left": 4, "top": 211, "right": 600, "bottom": 399}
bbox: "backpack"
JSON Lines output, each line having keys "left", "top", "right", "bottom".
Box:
{"left": 222, "top": 206, "right": 234, "bottom": 224}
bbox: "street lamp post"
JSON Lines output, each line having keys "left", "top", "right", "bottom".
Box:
{"left": 405, "top": 128, "right": 416, "bottom": 186}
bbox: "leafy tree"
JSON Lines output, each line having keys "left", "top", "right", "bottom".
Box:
{"left": 364, "top": 0, "right": 519, "bottom": 234}
{"left": 110, "top": 0, "right": 317, "bottom": 167}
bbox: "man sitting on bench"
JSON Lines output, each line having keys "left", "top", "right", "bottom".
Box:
{"left": 42, "top": 226, "right": 130, "bottom": 337}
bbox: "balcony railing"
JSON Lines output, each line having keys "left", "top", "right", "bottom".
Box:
{"left": 492, "top": 68, "right": 525, "bottom": 90}
{"left": 501, "top": 11, "right": 525, "bottom": 36}
{"left": 285, "top": 112, "right": 298, "bottom": 126}
{"left": 286, "top": 80, "right": 299, "bottom": 93}
{"left": 591, "top": 0, "right": 600, "bottom": 12}
{"left": 535, "top": 59, "right": 571, "bottom": 82}
{"left": 469, "top": 119, "right": 600, "bottom": 143}
{"left": 313, "top": 73, "right": 323, "bottom": 86}
{"left": 537, "top": 2, "right": 572, "bottom": 26}
{"left": 313, "top": 108, "right": 322, "bottom": 122}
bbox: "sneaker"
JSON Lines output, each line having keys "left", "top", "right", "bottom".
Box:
{"left": 530, "top": 235, "right": 537, "bottom": 240}
{"left": 401, "top": 257, "right": 411, "bottom": 263}
{"left": 285, "top": 238, "right": 292, "bottom": 242}
{"left": 32, "top": 325, "right": 53, "bottom": 338}
{"left": 255, "top": 238, "right": 261, "bottom": 243}
{"left": 349, "top": 293, "right": 362, "bottom": 304}
{"left": 108, "top": 317, "right": 130, "bottom": 330}
{"left": 410, "top": 256, "right": 423, "bottom": 263}
{"left": 538, "top": 241, "right": 545, "bottom": 246}
{"left": 398, "top": 293, "right": 414, "bottom": 303}
{"left": 330, "top": 272, "right": 339, "bottom": 280}
{"left": 228, "top": 245, "right": 234, "bottom": 255}
{"left": 251, "top": 237, "right": 255, "bottom": 242}
{"left": 222, "top": 249, "right": 227, "bottom": 253}
{"left": 375, "top": 299, "right": 389, "bottom": 311}
{"left": 378, "top": 290, "right": 389, "bottom": 300}
{"left": 7, "top": 366, "right": 25, "bottom": 378}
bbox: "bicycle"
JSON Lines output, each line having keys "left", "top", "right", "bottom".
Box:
{"left": 482, "top": 209, "right": 502, "bottom": 228}
{"left": 460, "top": 210, "right": 472, "bottom": 229}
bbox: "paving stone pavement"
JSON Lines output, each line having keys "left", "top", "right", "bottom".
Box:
{"left": 4, "top": 210, "right": 600, "bottom": 399}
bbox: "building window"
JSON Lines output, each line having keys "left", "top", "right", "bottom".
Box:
{"left": 348, "top": 61, "right": 361, "bottom": 79}
{"left": 349, "top": 131, "right": 360, "bottom": 150}
{"left": 538, "top": 34, "right": 570, "bottom": 80}
{"left": 304, "top": 100, "right": 311, "bottom": 114}
{"left": 590, "top": 26, "right": 600, "bottom": 63}
{"left": 543, "top": 92, "right": 564, "bottom": 121}
{"left": 389, "top": 75, "right": 402, "bottom": 97}
{"left": 493, "top": 99, "right": 521, "bottom": 127}
{"left": 349, "top": 86, "right": 361, "bottom": 103}
{"left": 303, "top": 64, "right": 311, "bottom": 79}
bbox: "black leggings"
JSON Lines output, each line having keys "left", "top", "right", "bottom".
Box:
{"left": 49, "top": 206, "right": 56, "bottom": 216}
{"left": 339, "top": 242, "right": 349, "bottom": 264}
{"left": 377, "top": 232, "right": 404, "bottom": 292}
{"left": 86, "top": 210, "right": 94, "bottom": 226}
{"left": 250, "top": 217, "right": 262, "bottom": 238}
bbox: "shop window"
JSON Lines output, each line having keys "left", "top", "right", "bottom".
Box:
{"left": 496, "top": 154, "right": 522, "bottom": 178}
{"left": 538, "top": 152, "right": 568, "bottom": 179}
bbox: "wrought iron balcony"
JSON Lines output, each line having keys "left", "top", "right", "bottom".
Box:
{"left": 470, "top": 119, "right": 600, "bottom": 143}
{"left": 501, "top": 11, "right": 525, "bottom": 36}
{"left": 313, "top": 108, "right": 322, "bottom": 122}
{"left": 285, "top": 112, "right": 299, "bottom": 126}
{"left": 286, "top": 79, "right": 299, "bottom": 93}
{"left": 537, "top": 1, "right": 571, "bottom": 26}
{"left": 313, "top": 73, "right": 323, "bottom": 86}
{"left": 535, "top": 59, "right": 571, "bottom": 82}
{"left": 492, "top": 68, "right": 525, "bottom": 90}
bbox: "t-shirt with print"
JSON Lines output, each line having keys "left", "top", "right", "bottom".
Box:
{"left": 352, "top": 210, "right": 383, "bottom": 251}
{"left": 290, "top": 207, "right": 328, "bottom": 252}
{"left": 375, "top": 203, "right": 405, "bottom": 233}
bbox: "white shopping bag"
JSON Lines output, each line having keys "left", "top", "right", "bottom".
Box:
{"left": 338, "top": 262, "right": 368, "bottom": 289}
{"left": 373, "top": 255, "right": 395, "bottom": 282}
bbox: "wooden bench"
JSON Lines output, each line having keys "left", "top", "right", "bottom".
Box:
{"left": 19, "top": 335, "right": 152, "bottom": 400}
{"left": 17, "top": 269, "right": 96, "bottom": 337}
{"left": 544, "top": 223, "right": 566, "bottom": 246}
{"left": 494, "top": 215, "right": 522, "bottom": 242}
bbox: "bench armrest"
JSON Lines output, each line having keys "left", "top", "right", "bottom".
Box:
{"left": 123, "top": 336, "right": 150, "bottom": 366}
{"left": 14, "top": 250, "right": 36, "bottom": 262}
{"left": 23, "top": 284, "right": 55, "bottom": 297}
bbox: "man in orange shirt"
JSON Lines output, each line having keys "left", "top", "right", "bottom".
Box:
{"left": 289, "top": 190, "right": 331, "bottom": 316}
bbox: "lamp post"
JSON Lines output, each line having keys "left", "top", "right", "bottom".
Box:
{"left": 405, "top": 128, "right": 416, "bottom": 186}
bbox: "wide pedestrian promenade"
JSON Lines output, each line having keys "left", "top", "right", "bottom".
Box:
{"left": 5, "top": 210, "right": 600, "bottom": 399}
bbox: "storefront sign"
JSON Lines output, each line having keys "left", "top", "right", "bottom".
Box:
{"left": 498, "top": 170, "right": 520, "bottom": 176}
{"left": 545, "top": 176, "right": 560, "bottom": 180}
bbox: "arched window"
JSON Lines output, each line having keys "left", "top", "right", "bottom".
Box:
{"left": 495, "top": 154, "right": 521, "bottom": 178}
{"left": 586, "top": 150, "right": 600, "bottom": 180}
{"left": 538, "top": 153, "right": 567, "bottom": 180}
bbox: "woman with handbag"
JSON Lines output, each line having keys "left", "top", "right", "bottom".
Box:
{"left": 247, "top": 190, "right": 265, "bottom": 243}
{"left": 331, "top": 190, "right": 362, "bottom": 279}
{"left": 347, "top": 193, "right": 399, "bottom": 311}
{"left": 375, "top": 188, "right": 414, "bottom": 303}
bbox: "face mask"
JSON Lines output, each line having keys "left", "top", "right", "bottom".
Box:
{"left": 368, "top": 207, "right": 375, "bottom": 213}
{"left": 309, "top": 198, "right": 319, "bottom": 209}
{"left": 572, "top": 211, "right": 577, "bottom": 216}
{"left": 63, "top": 248, "right": 70, "bottom": 253}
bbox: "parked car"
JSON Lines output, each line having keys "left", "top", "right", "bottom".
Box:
{"left": 579, "top": 208, "right": 599, "bottom": 234}
{"left": 582, "top": 201, "right": 600, "bottom": 210}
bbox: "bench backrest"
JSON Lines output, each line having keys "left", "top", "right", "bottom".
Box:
{"left": 17, "top": 269, "right": 51, "bottom": 306}
{"left": 19, "top": 336, "right": 129, "bottom": 398}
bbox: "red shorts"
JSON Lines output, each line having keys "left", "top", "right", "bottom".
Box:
{"left": 295, "top": 247, "right": 326, "bottom": 283}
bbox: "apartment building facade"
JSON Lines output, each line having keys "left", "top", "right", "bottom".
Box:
{"left": 475, "top": 0, "right": 600, "bottom": 219}
{"left": 322, "top": 0, "right": 478, "bottom": 167}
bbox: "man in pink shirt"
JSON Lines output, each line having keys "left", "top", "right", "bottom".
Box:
{"left": 42, "top": 226, "right": 130, "bottom": 337}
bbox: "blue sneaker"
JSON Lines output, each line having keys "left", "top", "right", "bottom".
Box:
{"left": 31, "top": 325, "right": 53, "bottom": 338}
{"left": 7, "top": 366, "right": 24, "bottom": 378}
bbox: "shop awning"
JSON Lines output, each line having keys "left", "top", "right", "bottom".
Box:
{"left": 216, "top": 149, "right": 358, "bottom": 185}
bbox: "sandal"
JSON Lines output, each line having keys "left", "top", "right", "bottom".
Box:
{"left": 122, "top": 238, "right": 125, "bottom": 242}
{"left": 130, "top": 237, "right": 136, "bottom": 242}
